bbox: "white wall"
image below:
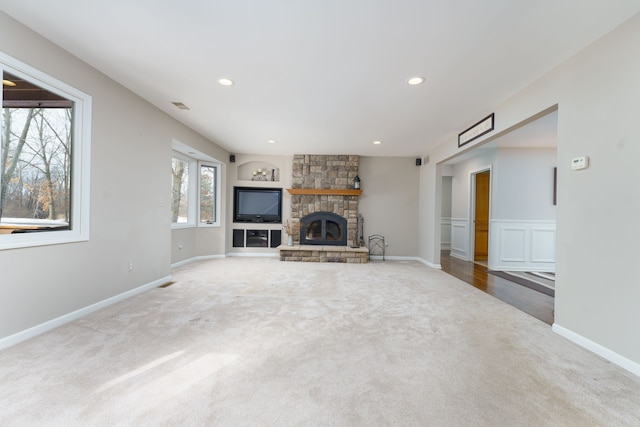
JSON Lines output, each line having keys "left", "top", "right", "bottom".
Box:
{"left": 358, "top": 157, "right": 419, "bottom": 258}
{"left": 446, "top": 148, "right": 497, "bottom": 260}
{"left": 0, "top": 12, "right": 227, "bottom": 343}
{"left": 488, "top": 147, "right": 557, "bottom": 271}
{"left": 493, "top": 148, "right": 556, "bottom": 220}
{"left": 420, "top": 13, "right": 640, "bottom": 373}
{"left": 440, "top": 176, "right": 452, "bottom": 250}
{"left": 451, "top": 149, "right": 497, "bottom": 219}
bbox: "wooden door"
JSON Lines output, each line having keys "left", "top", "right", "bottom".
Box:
{"left": 474, "top": 171, "right": 490, "bottom": 261}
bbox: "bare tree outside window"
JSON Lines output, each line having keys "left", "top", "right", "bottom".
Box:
{"left": 1, "top": 71, "right": 72, "bottom": 230}
{"left": 200, "top": 164, "right": 216, "bottom": 224}
{"left": 171, "top": 157, "right": 188, "bottom": 223}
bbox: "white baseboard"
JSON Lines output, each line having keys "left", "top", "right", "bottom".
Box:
{"left": 449, "top": 252, "right": 469, "bottom": 261}
{"left": 369, "top": 255, "right": 419, "bottom": 262}
{"left": 226, "top": 252, "right": 279, "bottom": 258}
{"left": 0, "top": 275, "right": 172, "bottom": 351}
{"left": 417, "top": 257, "right": 442, "bottom": 270}
{"left": 171, "top": 254, "right": 225, "bottom": 269}
{"left": 488, "top": 265, "right": 555, "bottom": 273}
{"left": 552, "top": 323, "right": 640, "bottom": 378}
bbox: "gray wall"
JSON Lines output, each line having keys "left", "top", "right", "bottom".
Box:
{"left": 0, "top": 12, "right": 227, "bottom": 341}
{"left": 554, "top": 14, "right": 640, "bottom": 365}
{"left": 358, "top": 157, "right": 419, "bottom": 257}
{"left": 420, "top": 13, "right": 640, "bottom": 371}
{"left": 223, "top": 155, "right": 419, "bottom": 258}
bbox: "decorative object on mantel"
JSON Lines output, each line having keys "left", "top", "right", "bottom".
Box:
{"left": 283, "top": 219, "right": 299, "bottom": 246}
{"left": 353, "top": 175, "right": 361, "bottom": 189}
{"left": 252, "top": 167, "right": 277, "bottom": 181}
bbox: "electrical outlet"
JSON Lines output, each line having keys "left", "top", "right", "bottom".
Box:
{"left": 128, "top": 262, "right": 133, "bottom": 272}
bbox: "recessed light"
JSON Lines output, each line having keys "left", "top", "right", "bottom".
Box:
{"left": 407, "top": 76, "right": 425, "bottom": 85}
{"left": 218, "top": 78, "right": 234, "bottom": 86}
{"left": 373, "top": 140, "right": 382, "bottom": 145}
{"left": 268, "top": 139, "right": 276, "bottom": 144}
{"left": 2, "top": 79, "right": 16, "bottom": 87}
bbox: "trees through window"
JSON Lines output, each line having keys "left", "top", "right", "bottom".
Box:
{"left": 199, "top": 164, "right": 216, "bottom": 224}
{"left": 1, "top": 57, "right": 91, "bottom": 249}
{"left": 171, "top": 152, "right": 219, "bottom": 227}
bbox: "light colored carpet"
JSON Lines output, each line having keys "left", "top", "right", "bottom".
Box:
{"left": 1, "top": 258, "right": 639, "bottom": 426}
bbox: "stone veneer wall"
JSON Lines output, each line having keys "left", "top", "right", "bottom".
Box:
{"left": 290, "top": 155, "right": 359, "bottom": 244}
{"left": 279, "top": 246, "right": 369, "bottom": 263}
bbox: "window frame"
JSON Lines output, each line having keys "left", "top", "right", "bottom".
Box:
{"left": 198, "top": 161, "right": 221, "bottom": 227}
{"left": 171, "top": 152, "right": 197, "bottom": 229}
{"left": 170, "top": 148, "right": 221, "bottom": 230}
{"left": 0, "top": 52, "right": 91, "bottom": 251}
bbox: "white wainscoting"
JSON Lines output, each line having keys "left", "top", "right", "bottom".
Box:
{"left": 441, "top": 217, "right": 452, "bottom": 250}
{"left": 450, "top": 218, "right": 469, "bottom": 260}
{"left": 489, "top": 220, "right": 556, "bottom": 272}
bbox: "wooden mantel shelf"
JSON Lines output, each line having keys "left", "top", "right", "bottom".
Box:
{"left": 286, "top": 188, "right": 362, "bottom": 196}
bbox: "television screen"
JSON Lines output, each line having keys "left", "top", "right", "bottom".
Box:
{"left": 234, "top": 187, "right": 282, "bottom": 223}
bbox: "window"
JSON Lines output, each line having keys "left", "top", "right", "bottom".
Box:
{"left": 171, "top": 151, "right": 220, "bottom": 228}
{"left": 199, "top": 164, "right": 217, "bottom": 224}
{"left": 0, "top": 53, "right": 91, "bottom": 250}
{"left": 171, "top": 155, "right": 193, "bottom": 225}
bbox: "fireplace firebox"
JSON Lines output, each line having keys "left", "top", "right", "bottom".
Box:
{"left": 299, "top": 212, "right": 347, "bottom": 246}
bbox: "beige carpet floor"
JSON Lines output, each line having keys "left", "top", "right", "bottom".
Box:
{"left": 1, "top": 258, "right": 639, "bottom": 426}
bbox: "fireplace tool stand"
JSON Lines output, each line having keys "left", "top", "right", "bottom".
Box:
{"left": 352, "top": 214, "right": 365, "bottom": 248}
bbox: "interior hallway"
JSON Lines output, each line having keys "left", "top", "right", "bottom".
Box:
{"left": 440, "top": 251, "right": 554, "bottom": 325}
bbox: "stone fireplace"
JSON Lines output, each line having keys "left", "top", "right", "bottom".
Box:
{"left": 289, "top": 154, "right": 360, "bottom": 244}
{"left": 279, "top": 154, "right": 368, "bottom": 263}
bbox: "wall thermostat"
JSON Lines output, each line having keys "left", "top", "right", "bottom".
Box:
{"left": 571, "top": 156, "right": 589, "bottom": 170}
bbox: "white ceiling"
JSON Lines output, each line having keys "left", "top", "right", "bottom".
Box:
{"left": 1, "top": 1, "right": 638, "bottom": 157}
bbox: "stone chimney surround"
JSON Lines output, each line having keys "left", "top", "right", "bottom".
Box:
{"left": 289, "top": 154, "right": 360, "bottom": 244}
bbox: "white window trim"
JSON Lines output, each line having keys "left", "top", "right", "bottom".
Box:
{"left": 0, "top": 52, "right": 91, "bottom": 251}
{"left": 198, "top": 161, "right": 221, "bottom": 228}
{"left": 171, "top": 152, "right": 197, "bottom": 229}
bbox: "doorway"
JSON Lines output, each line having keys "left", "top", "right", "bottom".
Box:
{"left": 472, "top": 170, "right": 490, "bottom": 263}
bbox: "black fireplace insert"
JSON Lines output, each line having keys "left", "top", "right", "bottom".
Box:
{"left": 299, "top": 211, "right": 347, "bottom": 246}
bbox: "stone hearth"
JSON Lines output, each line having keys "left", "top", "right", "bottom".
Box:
{"left": 279, "top": 245, "right": 368, "bottom": 263}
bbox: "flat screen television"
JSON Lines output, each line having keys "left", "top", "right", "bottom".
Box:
{"left": 233, "top": 187, "right": 283, "bottom": 223}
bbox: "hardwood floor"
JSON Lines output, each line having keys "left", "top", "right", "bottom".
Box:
{"left": 440, "top": 251, "right": 554, "bottom": 325}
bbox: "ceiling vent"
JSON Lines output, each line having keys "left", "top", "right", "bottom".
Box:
{"left": 171, "top": 101, "right": 190, "bottom": 110}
